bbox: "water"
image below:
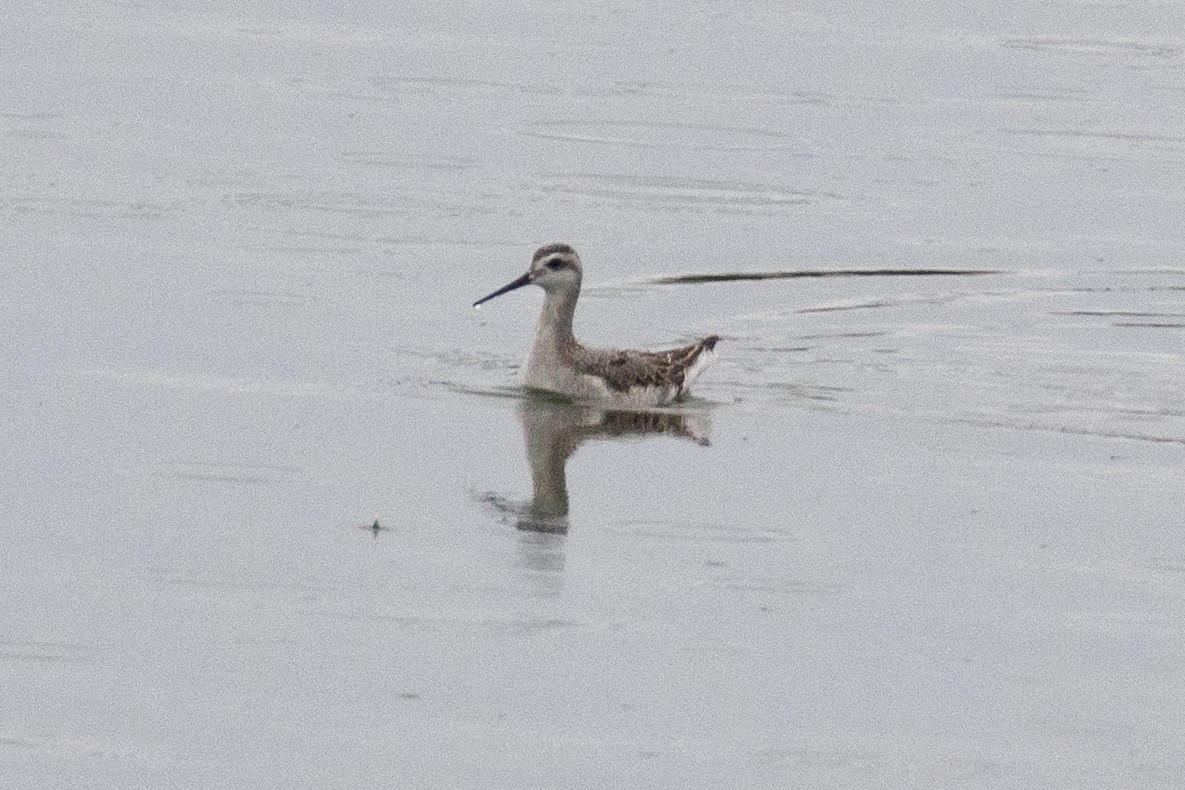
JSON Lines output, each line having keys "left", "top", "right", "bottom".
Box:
{"left": 3, "top": 2, "right": 1185, "bottom": 787}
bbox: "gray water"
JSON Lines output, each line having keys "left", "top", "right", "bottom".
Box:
{"left": 3, "top": 2, "right": 1185, "bottom": 788}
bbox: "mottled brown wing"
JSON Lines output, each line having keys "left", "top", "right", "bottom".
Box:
{"left": 575, "top": 335, "right": 719, "bottom": 393}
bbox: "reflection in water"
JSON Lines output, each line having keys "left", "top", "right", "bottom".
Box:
{"left": 514, "top": 395, "right": 711, "bottom": 534}
{"left": 513, "top": 529, "right": 567, "bottom": 599}
{"left": 479, "top": 395, "right": 711, "bottom": 596}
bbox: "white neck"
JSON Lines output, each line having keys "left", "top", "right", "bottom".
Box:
{"left": 532, "top": 285, "right": 578, "bottom": 353}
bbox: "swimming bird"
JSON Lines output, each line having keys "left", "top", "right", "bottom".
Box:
{"left": 474, "top": 243, "right": 720, "bottom": 406}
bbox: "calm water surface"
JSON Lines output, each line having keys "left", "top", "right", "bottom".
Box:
{"left": 3, "top": 1, "right": 1184, "bottom": 787}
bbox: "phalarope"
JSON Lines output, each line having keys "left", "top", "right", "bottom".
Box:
{"left": 474, "top": 243, "right": 720, "bottom": 406}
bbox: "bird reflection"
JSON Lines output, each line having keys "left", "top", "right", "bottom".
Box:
{"left": 514, "top": 394, "right": 711, "bottom": 534}
{"left": 474, "top": 394, "right": 711, "bottom": 597}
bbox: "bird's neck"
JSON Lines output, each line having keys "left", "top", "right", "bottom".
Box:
{"left": 533, "top": 285, "right": 579, "bottom": 351}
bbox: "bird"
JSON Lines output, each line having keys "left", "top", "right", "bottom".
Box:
{"left": 473, "top": 243, "right": 719, "bottom": 407}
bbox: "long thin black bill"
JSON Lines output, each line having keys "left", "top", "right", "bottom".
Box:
{"left": 473, "top": 272, "right": 531, "bottom": 307}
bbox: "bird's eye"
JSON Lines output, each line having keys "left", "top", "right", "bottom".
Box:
{"left": 545, "top": 258, "right": 564, "bottom": 270}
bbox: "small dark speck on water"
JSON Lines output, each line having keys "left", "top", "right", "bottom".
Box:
{"left": 363, "top": 519, "right": 392, "bottom": 538}
{"left": 398, "top": 692, "right": 421, "bottom": 700}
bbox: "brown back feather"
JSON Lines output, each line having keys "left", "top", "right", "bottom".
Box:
{"left": 570, "top": 335, "right": 720, "bottom": 393}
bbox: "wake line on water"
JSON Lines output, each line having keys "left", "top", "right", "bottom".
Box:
{"left": 647, "top": 269, "right": 1000, "bottom": 285}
